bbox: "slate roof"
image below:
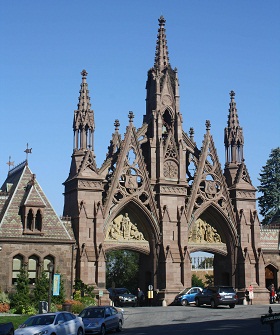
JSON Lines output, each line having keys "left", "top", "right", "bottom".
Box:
{"left": 0, "top": 160, "right": 74, "bottom": 242}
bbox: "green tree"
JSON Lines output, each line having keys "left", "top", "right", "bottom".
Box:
{"left": 204, "top": 274, "right": 214, "bottom": 286}
{"left": 106, "top": 250, "right": 139, "bottom": 293}
{"left": 258, "top": 147, "right": 280, "bottom": 225}
{"left": 10, "top": 267, "right": 31, "bottom": 313}
{"left": 33, "top": 270, "right": 49, "bottom": 305}
{"left": 191, "top": 274, "right": 204, "bottom": 288}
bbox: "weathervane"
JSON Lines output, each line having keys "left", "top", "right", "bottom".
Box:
{"left": 24, "top": 143, "right": 32, "bottom": 162}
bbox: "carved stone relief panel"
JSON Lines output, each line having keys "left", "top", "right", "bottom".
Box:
{"left": 105, "top": 213, "right": 147, "bottom": 243}
{"left": 188, "top": 218, "right": 222, "bottom": 244}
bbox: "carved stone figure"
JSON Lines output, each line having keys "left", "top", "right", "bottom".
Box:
{"left": 188, "top": 219, "right": 222, "bottom": 244}
{"left": 106, "top": 213, "right": 145, "bottom": 241}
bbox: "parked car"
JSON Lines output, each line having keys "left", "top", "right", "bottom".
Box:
{"left": 195, "top": 285, "right": 238, "bottom": 308}
{"left": 174, "top": 286, "right": 203, "bottom": 306}
{"left": 0, "top": 322, "right": 14, "bottom": 335}
{"left": 14, "top": 312, "right": 84, "bottom": 335}
{"left": 79, "top": 305, "right": 123, "bottom": 335}
{"left": 108, "top": 287, "right": 137, "bottom": 307}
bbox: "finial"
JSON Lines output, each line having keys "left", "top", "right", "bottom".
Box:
{"left": 158, "top": 15, "right": 166, "bottom": 26}
{"left": 230, "top": 90, "right": 235, "bottom": 100}
{"left": 189, "top": 127, "right": 195, "bottom": 141}
{"left": 128, "top": 111, "right": 134, "bottom": 123}
{"left": 81, "top": 69, "right": 88, "bottom": 78}
{"left": 205, "top": 120, "right": 211, "bottom": 130}
{"left": 114, "top": 119, "right": 120, "bottom": 131}
{"left": 24, "top": 143, "right": 32, "bottom": 163}
{"left": 6, "top": 156, "right": 14, "bottom": 171}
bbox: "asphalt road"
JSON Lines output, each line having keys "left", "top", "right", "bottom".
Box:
{"left": 120, "top": 304, "right": 280, "bottom": 335}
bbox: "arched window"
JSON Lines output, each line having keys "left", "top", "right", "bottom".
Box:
{"left": 35, "top": 210, "right": 42, "bottom": 231}
{"left": 44, "top": 256, "right": 54, "bottom": 279}
{"left": 28, "top": 255, "right": 39, "bottom": 285}
{"left": 12, "top": 255, "right": 23, "bottom": 285}
{"left": 27, "top": 209, "right": 34, "bottom": 230}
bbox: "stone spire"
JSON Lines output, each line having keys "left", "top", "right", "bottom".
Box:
{"left": 73, "top": 70, "right": 95, "bottom": 152}
{"left": 224, "top": 90, "right": 244, "bottom": 164}
{"left": 154, "top": 15, "right": 170, "bottom": 72}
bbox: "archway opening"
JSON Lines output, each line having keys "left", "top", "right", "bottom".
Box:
{"left": 106, "top": 249, "right": 140, "bottom": 295}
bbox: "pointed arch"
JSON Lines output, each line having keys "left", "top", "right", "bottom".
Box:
{"left": 103, "top": 198, "right": 160, "bottom": 254}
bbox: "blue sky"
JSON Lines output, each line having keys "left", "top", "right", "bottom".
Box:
{"left": 0, "top": 1, "right": 279, "bottom": 218}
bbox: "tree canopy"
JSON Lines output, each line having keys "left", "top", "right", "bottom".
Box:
{"left": 258, "top": 147, "right": 280, "bottom": 225}
{"left": 106, "top": 250, "right": 139, "bottom": 293}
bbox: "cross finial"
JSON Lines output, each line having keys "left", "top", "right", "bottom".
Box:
{"left": 128, "top": 111, "right": 134, "bottom": 123}
{"left": 206, "top": 120, "right": 211, "bottom": 130}
{"left": 230, "top": 90, "right": 235, "bottom": 100}
{"left": 114, "top": 119, "right": 120, "bottom": 131}
{"left": 6, "top": 156, "right": 14, "bottom": 171}
{"left": 81, "top": 69, "right": 88, "bottom": 78}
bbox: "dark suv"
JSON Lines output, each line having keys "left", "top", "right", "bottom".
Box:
{"left": 195, "top": 286, "right": 238, "bottom": 308}
{"left": 108, "top": 287, "right": 137, "bottom": 307}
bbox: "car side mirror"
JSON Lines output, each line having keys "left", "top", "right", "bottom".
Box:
{"left": 105, "top": 314, "right": 110, "bottom": 318}
{"left": 58, "top": 320, "right": 64, "bottom": 325}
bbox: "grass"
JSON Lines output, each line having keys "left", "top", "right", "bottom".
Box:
{"left": 0, "top": 315, "right": 28, "bottom": 329}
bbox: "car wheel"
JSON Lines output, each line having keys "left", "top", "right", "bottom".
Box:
{"left": 77, "top": 327, "right": 84, "bottom": 335}
{"left": 229, "top": 304, "right": 235, "bottom": 308}
{"left": 210, "top": 300, "right": 216, "bottom": 308}
{"left": 116, "top": 319, "right": 123, "bottom": 332}
{"left": 195, "top": 298, "right": 200, "bottom": 307}
{"left": 100, "top": 324, "right": 106, "bottom": 335}
{"left": 181, "top": 299, "right": 189, "bottom": 306}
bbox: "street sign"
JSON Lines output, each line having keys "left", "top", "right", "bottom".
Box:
{"left": 99, "top": 290, "right": 103, "bottom": 297}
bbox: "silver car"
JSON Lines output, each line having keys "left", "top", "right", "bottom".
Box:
{"left": 15, "top": 312, "right": 84, "bottom": 335}
{"left": 79, "top": 305, "right": 123, "bottom": 335}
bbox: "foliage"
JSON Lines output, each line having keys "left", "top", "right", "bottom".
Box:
{"left": 191, "top": 274, "right": 204, "bottom": 288}
{"left": 204, "top": 274, "right": 214, "bottom": 286}
{"left": 0, "top": 291, "right": 10, "bottom": 304}
{"left": 21, "top": 305, "right": 37, "bottom": 316}
{"left": 106, "top": 250, "right": 139, "bottom": 293}
{"left": 73, "top": 279, "right": 95, "bottom": 299}
{"left": 258, "top": 147, "right": 280, "bottom": 225}
{"left": 64, "top": 299, "right": 86, "bottom": 314}
{"left": 33, "top": 271, "right": 49, "bottom": 304}
{"left": 0, "top": 303, "right": 10, "bottom": 313}
{"left": 9, "top": 267, "right": 31, "bottom": 314}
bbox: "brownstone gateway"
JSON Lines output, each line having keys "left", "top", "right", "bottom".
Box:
{"left": 63, "top": 16, "right": 268, "bottom": 304}
{"left": 1, "top": 16, "right": 278, "bottom": 304}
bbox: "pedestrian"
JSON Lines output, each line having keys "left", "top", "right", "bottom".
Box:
{"left": 269, "top": 283, "right": 275, "bottom": 304}
{"left": 244, "top": 288, "right": 249, "bottom": 305}
{"left": 137, "top": 288, "right": 145, "bottom": 307}
{"left": 248, "top": 285, "right": 254, "bottom": 305}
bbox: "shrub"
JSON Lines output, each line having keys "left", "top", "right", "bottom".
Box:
{"left": 0, "top": 291, "right": 10, "bottom": 304}
{"left": 0, "top": 303, "right": 10, "bottom": 313}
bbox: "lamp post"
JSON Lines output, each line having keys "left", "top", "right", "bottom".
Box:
{"left": 47, "top": 262, "right": 54, "bottom": 312}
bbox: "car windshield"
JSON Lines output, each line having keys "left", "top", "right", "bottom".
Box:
{"left": 80, "top": 308, "right": 105, "bottom": 319}
{"left": 179, "top": 287, "right": 191, "bottom": 294}
{"left": 220, "top": 287, "right": 235, "bottom": 293}
{"left": 116, "top": 288, "right": 130, "bottom": 294}
{"left": 20, "top": 315, "right": 55, "bottom": 327}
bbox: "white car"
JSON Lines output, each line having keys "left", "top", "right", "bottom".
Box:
{"left": 15, "top": 312, "right": 84, "bottom": 335}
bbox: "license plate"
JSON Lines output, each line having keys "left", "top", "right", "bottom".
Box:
{"left": 225, "top": 295, "right": 231, "bottom": 298}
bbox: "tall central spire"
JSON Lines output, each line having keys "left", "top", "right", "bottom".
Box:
{"left": 154, "top": 15, "right": 170, "bottom": 71}
{"left": 73, "top": 70, "right": 95, "bottom": 152}
{"left": 224, "top": 90, "right": 244, "bottom": 164}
